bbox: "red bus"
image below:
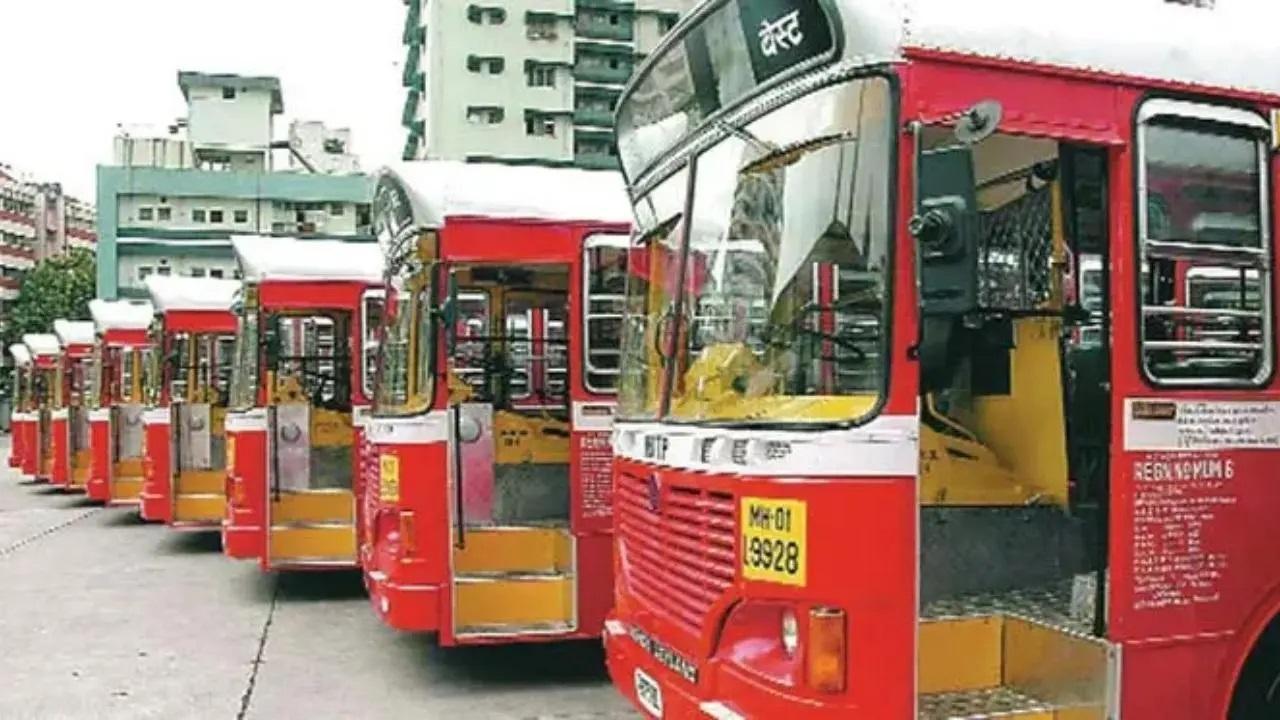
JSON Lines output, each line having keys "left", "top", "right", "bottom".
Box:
{"left": 362, "top": 161, "right": 630, "bottom": 644}
{"left": 50, "top": 320, "right": 95, "bottom": 492}
{"left": 139, "top": 276, "right": 239, "bottom": 527}
{"left": 604, "top": 1, "right": 1280, "bottom": 718}
{"left": 9, "top": 343, "right": 34, "bottom": 472}
{"left": 85, "top": 300, "right": 154, "bottom": 505}
{"left": 222, "top": 236, "right": 384, "bottom": 569}
{"left": 20, "top": 334, "right": 59, "bottom": 481}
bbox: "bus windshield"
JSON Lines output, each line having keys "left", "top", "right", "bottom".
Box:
{"left": 621, "top": 76, "right": 893, "bottom": 425}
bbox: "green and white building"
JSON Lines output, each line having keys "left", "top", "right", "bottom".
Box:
{"left": 399, "top": 0, "right": 693, "bottom": 169}
{"left": 96, "top": 72, "right": 373, "bottom": 299}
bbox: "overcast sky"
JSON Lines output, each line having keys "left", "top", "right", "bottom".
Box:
{"left": 0, "top": 1, "right": 405, "bottom": 201}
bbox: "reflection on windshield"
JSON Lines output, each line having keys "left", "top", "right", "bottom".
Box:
{"left": 618, "top": 76, "right": 892, "bottom": 425}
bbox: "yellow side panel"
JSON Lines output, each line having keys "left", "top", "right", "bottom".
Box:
{"left": 453, "top": 528, "right": 572, "bottom": 575}
{"left": 211, "top": 406, "right": 226, "bottom": 437}
{"left": 269, "top": 525, "right": 356, "bottom": 561}
{"left": 1053, "top": 707, "right": 1106, "bottom": 720}
{"left": 114, "top": 458, "right": 144, "bottom": 477}
{"left": 111, "top": 477, "right": 144, "bottom": 502}
{"left": 71, "top": 451, "right": 93, "bottom": 486}
{"left": 493, "top": 411, "right": 570, "bottom": 465}
{"left": 173, "top": 494, "right": 224, "bottom": 523}
{"left": 1003, "top": 618, "right": 1109, "bottom": 706}
{"left": 968, "top": 317, "right": 1070, "bottom": 506}
{"left": 918, "top": 617, "right": 1004, "bottom": 695}
{"left": 310, "top": 408, "right": 353, "bottom": 449}
{"left": 270, "top": 490, "right": 354, "bottom": 524}
{"left": 918, "top": 426, "right": 1039, "bottom": 506}
{"left": 454, "top": 576, "right": 573, "bottom": 628}
{"left": 176, "top": 469, "right": 225, "bottom": 495}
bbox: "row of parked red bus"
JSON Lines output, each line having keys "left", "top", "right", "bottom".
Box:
{"left": 12, "top": 0, "right": 1280, "bottom": 716}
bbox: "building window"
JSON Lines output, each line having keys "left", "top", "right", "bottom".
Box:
{"left": 192, "top": 209, "right": 207, "bottom": 223}
{"left": 527, "top": 15, "right": 558, "bottom": 40}
{"left": 467, "top": 107, "right": 505, "bottom": 125}
{"left": 210, "top": 209, "right": 225, "bottom": 224}
{"left": 157, "top": 266, "right": 172, "bottom": 276}
{"left": 659, "top": 14, "right": 678, "bottom": 33}
{"left": 210, "top": 269, "right": 224, "bottom": 279}
{"left": 329, "top": 203, "right": 345, "bottom": 216}
{"left": 137, "top": 266, "right": 153, "bottom": 281}
{"left": 157, "top": 207, "right": 172, "bottom": 222}
{"left": 234, "top": 209, "right": 249, "bottom": 224}
{"left": 525, "top": 112, "right": 558, "bottom": 137}
{"left": 527, "top": 64, "right": 557, "bottom": 88}
{"left": 467, "top": 5, "right": 507, "bottom": 24}
{"left": 138, "top": 207, "right": 154, "bottom": 221}
{"left": 467, "top": 55, "right": 505, "bottom": 75}
{"left": 222, "top": 87, "right": 236, "bottom": 100}
{"left": 190, "top": 267, "right": 207, "bottom": 278}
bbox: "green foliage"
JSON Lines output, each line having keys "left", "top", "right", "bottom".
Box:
{"left": 1, "top": 249, "right": 97, "bottom": 398}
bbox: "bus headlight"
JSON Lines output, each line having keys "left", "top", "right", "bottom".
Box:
{"left": 781, "top": 609, "right": 799, "bottom": 657}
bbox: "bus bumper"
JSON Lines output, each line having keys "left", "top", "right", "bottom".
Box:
{"left": 365, "top": 569, "right": 439, "bottom": 632}
{"left": 603, "top": 617, "right": 713, "bottom": 720}
{"left": 221, "top": 521, "right": 262, "bottom": 560}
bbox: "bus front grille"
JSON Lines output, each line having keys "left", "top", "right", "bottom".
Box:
{"left": 616, "top": 471, "right": 736, "bottom": 634}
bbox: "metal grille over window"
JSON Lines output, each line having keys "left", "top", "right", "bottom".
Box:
{"left": 978, "top": 184, "right": 1055, "bottom": 310}
{"left": 1137, "top": 101, "right": 1272, "bottom": 385}
{"left": 584, "top": 236, "right": 628, "bottom": 394}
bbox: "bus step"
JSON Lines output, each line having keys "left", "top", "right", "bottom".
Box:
{"left": 110, "top": 476, "right": 145, "bottom": 503}
{"left": 175, "top": 469, "right": 225, "bottom": 494}
{"left": 270, "top": 489, "right": 354, "bottom": 524}
{"left": 453, "top": 526, "right": 572, "bottom": 576}
{"left": 454, "top": 620, "right": 577, "bottom": 639}
{"left": 918, "top": 614, "right": 1108, "bottom": 720}
{"left": 453, "top": 571, "right": 575, "bottom": 631}
{"left": 173, "top": 493, "right": 225, "bottom": 523}
{"left": 269, "top": 523, "right": 356, "bottom": 562}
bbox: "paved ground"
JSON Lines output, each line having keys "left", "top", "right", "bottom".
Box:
{"left": 0, "top": 438, "right": 636, "bottom": 720}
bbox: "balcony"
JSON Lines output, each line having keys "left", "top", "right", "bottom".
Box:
{"left": 402, "top": 45, "right": 421, "bottom": 87}
{"left": 403, "top": 90, "right": 421, "bottom": 127}
{"left": 402, "top": 133, "right": 421, "bottom": 162}
{"left": 403, "top": 0, "right": 422, "bottom": 44}
{"left": 573, "top": 105, "right": 614, "bottom": 127}
{"left": 576, "top": 6, "right": 635, "bottom": 42}
{"left": 573, "top": 45, "right": 635, "bottom": 86}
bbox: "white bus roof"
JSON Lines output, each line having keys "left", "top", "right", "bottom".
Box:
{"left": 144, "top": 276, "right": 241, "bottom": 313}
{"left": 232, "top": 236, "right": 384, "bottom": 284}
{"left": 54, "top": 320, "right": 95, "bottom": 347}
{"left": 837, "top": 0, "right": 1280, "bottom": 99}
{"left": 89, "top": 299, "right": 156, "bottom": 333}
{"left": 376, "top": 161, "right": 632, "bottom": 232}
{"left": 9, "top": 344, "right": 31, "bottom": 366}
{"left": 22, "top": 334, "right": 60, "bottom": 357}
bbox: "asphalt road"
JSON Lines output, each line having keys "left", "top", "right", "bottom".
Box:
{"left": 0, "top": 438, "right": 637, "bottom": 720}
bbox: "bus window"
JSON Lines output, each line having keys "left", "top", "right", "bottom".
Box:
{"left": 1138, "top": 101, "right": 1271, "bottom": 385}
{"left": 230, "top": 301, "right": 260, "bottom": 411}
{"left": 583, "top": 235, "right": 628, "bottom": 393}
{"left": 361, "top": 292, "right": 385, "bottom": 400}
{"left": 375, "top": 294, "right": 413, "bottom": 412}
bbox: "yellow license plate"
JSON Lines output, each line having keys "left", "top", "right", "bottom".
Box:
{"left": 740, "top": 497, "right": 807, "bottom": 586}
{"left": 379, "top": 454, "right": 400, "bottom": 502}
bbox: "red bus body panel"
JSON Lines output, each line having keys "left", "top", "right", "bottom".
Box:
{"left": 139, "top": 414, "right": 172, "bottom": 523}
{"left": 222, "top": 414, "right": 267, "bottom": 560}
{"left": 86, "top": 413, "right": 111, "bottom": 502}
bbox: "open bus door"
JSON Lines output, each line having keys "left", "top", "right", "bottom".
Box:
{"left": 443, "top": 266, "right": 581, "bottom": 639}
{"left": 50, "top": 320, "right": 95, "bottom": 491}
{"left": 24, "top": 335, "right": 58, "bottom": 482}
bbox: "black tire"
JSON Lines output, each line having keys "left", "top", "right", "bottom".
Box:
{"left": 1229, "top": 624, "right": 1280, "bottom": 720}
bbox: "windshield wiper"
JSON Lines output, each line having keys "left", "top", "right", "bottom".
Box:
{"left": 741, "top": 132, "right": 859, "bottom": 176}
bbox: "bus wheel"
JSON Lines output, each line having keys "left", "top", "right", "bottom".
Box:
{"left": 1230, "top": 619, "right": 1280, "bottom": 720}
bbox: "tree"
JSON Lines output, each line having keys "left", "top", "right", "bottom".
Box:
{"left": 2, "top": 248, "right": 96, "bottom": 397}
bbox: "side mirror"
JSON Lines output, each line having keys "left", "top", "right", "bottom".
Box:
{"left": 914, "top": 146, "right": 980, "bottom": 317}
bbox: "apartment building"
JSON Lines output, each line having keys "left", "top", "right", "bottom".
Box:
{"left": 0, "top": 166, "right": 97, "bottom": 332}
{"left": 400, "top": 0, "right": 694, "bottom": 169}
{"left": 97, "top": 72, "right": 373, "bottom": 299}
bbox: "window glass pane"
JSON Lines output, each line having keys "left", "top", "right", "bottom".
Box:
{"left": 375, "top": 293, "right": 413, "bottom": 412}
{"left": 414, "top": 287, "right": 434, "bottom": 404}
{"left": 1140, "top": 112, "right": 1271, "bottom": 384}
{"left": 584, "top": 240, "right": 627, "bottom": 393}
